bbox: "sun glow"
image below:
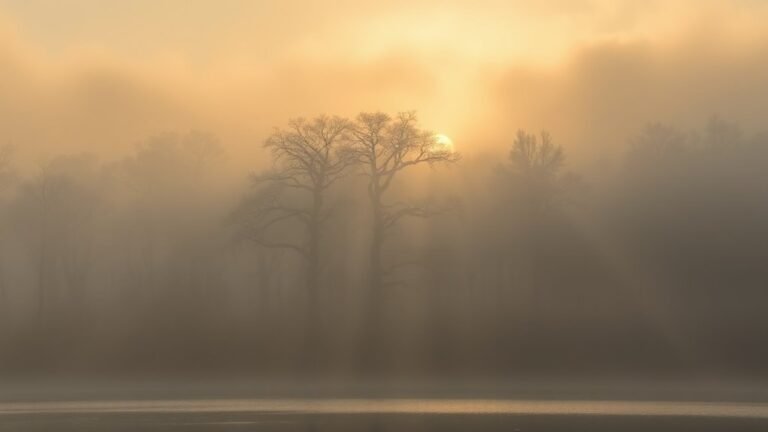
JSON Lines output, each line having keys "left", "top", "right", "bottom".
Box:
{"left": 434, "top": 134, "right": 455, "bottom": 152}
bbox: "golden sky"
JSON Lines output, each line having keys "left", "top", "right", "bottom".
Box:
{"left": 2, "top": 0, "right": 768, "bottom": 169}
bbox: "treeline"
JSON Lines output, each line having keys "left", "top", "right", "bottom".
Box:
{"left": 0, "top": 114, "right": 767, "bottom": 379}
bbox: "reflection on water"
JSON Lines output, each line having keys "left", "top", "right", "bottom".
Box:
{"left": 2, "top": 399, "right": 768, "bottom": 431}
{"left": 3, "top": 399, "right": 768, "bottom": 417}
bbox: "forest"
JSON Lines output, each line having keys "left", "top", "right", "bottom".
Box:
{"left": 0, "top": 113, "right": 766, "bottom": 380}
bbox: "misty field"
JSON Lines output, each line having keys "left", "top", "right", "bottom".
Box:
{"left": 3, "top": 0, "right": 768, "bottom": 381}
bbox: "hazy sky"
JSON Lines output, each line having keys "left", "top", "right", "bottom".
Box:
{"left": 2, "top": 0, "right": 768, "bottom": 169}
{"left": 3, "top": 1, "right": 765, "bottom": 61}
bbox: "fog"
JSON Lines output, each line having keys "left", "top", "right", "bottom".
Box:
{"left": 1, "top": 0, "right": 768, "bottom": 388}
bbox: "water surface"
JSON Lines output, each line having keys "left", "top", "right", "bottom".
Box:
{"left": 3, "top": 399, "right": 768, "bottom": 431}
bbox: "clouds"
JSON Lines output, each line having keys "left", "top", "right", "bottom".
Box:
{"left": 1, "top": 1, "right": 768, "bottom": 172}
{"left": 484, "top": 34, "right": 768, "bottom": 170}
{"left": 0, "top": 15, "right": 445, "bottom": 168}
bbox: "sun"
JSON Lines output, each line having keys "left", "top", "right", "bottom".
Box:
{"left": 433, "top": 134, "right": 455, "bottom": 152}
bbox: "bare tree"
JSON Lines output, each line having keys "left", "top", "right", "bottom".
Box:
{"left": 239, "top": 116, "right": 353, "bottom": 354}
{"left": 12, "top": 156, "right": 101, "bottom": 324}
{"left": 493, "top": 131, "right": 572, "bottom": 320}
{"left": 346, "top": 111, "right": 458, "bottom": 362}
{"left": 502, "top": 130, "right": 570, "bottom": 213}
{"left": 626, "top": 123, "right": 688, "bottom": 170}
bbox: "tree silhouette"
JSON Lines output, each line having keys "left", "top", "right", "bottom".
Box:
{"left": 492, "top": 130, "right": 576, "bottom": 346}
{"left": 502, "top": 130, "right": 569, "bottom": 214}
{"left": 346, "top": 111, "right": 458, "bottom": 364}
{"left": 625, "top": 123, "right": 688, "bottom": 170}
{"left": 12, "top": 156, "right": 101, "bottom": 323}
{"left": 239, "top": 116, "right": 353, "bottom": 359}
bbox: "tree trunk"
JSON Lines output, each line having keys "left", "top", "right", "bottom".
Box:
{"left": 303, "top": 187, "right": 323, "bottom": 371}
{"left": 361, "top": 185, "right": 385, "bottom": 370}
{"left": 36, "top": 236, "right": 49, "bottom": 324}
